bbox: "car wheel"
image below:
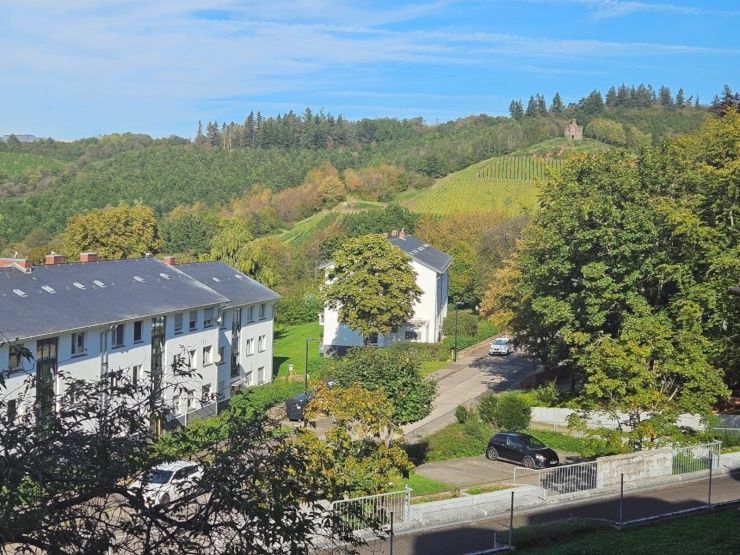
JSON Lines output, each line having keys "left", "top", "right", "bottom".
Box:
{"left": 159, "top": 493, "right": 170, "bottom": 506}
{"left": 486, "top": 447, "right": 499, "bottom": 461}
{"left": 523, "top": 456, "right": 535, "bottom": 469}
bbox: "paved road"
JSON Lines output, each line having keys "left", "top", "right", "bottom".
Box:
{"left": 402, "top": 347, "right": 538, "bottom": 441}
{"left": 365, "top": 471, "right": 740, "bottom": 555}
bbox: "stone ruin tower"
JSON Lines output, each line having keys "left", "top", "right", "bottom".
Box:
{"left": 564, "top": 119, "right": 583, "bottom": 140}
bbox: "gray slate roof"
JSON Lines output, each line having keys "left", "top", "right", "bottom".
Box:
{"left": 176, "top": 262, "right": 280, "bottom": 307}
{"left": 0, "top": 258, "right": 276, "bottom": 341}
{"left": 389, "top": 234, "right": 452, "bottom": 274}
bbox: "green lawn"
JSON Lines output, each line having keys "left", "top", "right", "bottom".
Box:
{"left": 273, "top": 322, "right": 323, "bottom": 378}
{"left": 421, "top": 359, "right": 449, "bottom": 377}
{"left": 388, "top": 473, "right": 454, "bottom": 497}
{"left": 526, "top": 429, "right": 586, "bottom": 455}
{"left": 515, "top": 508, "right": 740, "bottom": 554}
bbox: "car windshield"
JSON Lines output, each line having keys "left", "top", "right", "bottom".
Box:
{"left": 493, "top": 339, "right": 509, "bottom": 345}
{"left": 521, "top": 435, "right": 546, "bottom": 449}
{"left": 144, "top": 469, "right": 173, "bottom": 484}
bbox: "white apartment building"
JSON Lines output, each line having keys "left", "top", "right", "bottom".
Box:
{"left": 0, "top": 253, "right": 279, "bottom": 425}
{"left": 321, "top": 231, "right": 452, "bottom": 355}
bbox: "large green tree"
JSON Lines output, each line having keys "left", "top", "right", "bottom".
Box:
{"left": 332, "top": 347, "right": 437, "bottom": 425}
{"left": 63, "top": 204, "right": 161, "bottom": 259}
{"left": 483, "top": 115, "right": 738, "bottom": 447}
{"left": 323, "top": 234, "right": 422, "bottom": 343}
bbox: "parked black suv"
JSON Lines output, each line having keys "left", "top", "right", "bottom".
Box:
{"left": 485, "top": 432, "right": 559, "bottom": 469}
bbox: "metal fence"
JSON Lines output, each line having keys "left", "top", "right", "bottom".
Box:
{"left": 317, "top": 444, "right": 740, "bottom": 554}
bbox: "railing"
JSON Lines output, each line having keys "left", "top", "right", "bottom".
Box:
{"left": 671, "top": 441, "right": 721, "bottom": 475}
{"left": 330, "top": 488, "right": 411, "bottom": 533}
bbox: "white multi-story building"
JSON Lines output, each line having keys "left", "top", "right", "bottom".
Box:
{"left": 321, "top": 230, "right": 452, "bottom": 355}
{"left": 0, "top": 253, "right": 279, "bottom": 425}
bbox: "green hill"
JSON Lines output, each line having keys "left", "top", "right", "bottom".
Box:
{"left": 511, "top": 137, "right": 612, "bottom": 158}
{"left": 404, "top": 155, "right": 560, "bottom": 216}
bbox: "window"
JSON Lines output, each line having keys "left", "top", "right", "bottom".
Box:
{"left": 173, "top": 394, "right": 181, "bottom": 415}
{"left": 232, "top": 308, "right": 241, "bottom": 334}
{"left": 188, "top": 349, "right": 196, "bottom": 368}
{"left": 36, "top": 338, "right": 58, "bottom": 419}
{"left": 112, "top": 324, "right": 124, "bottom": 348}
{"left": 405, "top": 330, "right": 419, "bottom": 341}
{"left": 203, "top": 307, "right": 214, "bottom": 328}
{"left": 218, "top": 311, "right": 226, "bottom": 329}
{"left": 7, "top": 399, "right": 17, "bottom": 423}
{"left": 245, "top": 338, "right": 254, "bottom": 356}
{"left": 218, "top": 346, "right": 225, "bottom": 365}
{"left": 71, "top": 332, "right": 86, "bottom": 355}
{"left": 257, "top": 335, "right": 266, "bottom": 352}
{"left": 189, "top": 310, "right": 198, "bottom": 331}
{"left": 257, "top": 366, "right": 265, "bottom": 384}
{"left": 8, "top": 344, "right": 25, "bottom": 369}
{"left": 368, "top": 333, "right": 379, "bottom": 345}
{"left": 259, "top": 303, "right": 266, "bottom": 320}
{"left": 133, "top": 320, "right": 142, "bottom": 343}
{"left": 246, "top": 305, "right": 255, "bottom": 322}
{"left": 230, "top": 351, "right": 240, "bottom": 378}
{"left": 132, "top": 364, "right": 141, "bottom": 386}
{"left": 244, "top": 370, "right": 253, "bottom": 386}
{"left": 201, "top": 384, "right": 211, "bottom": 404}
{"left": 174, "top": 313, "right": 183, "bottom": 335}
{"left": 203, "top": 345, "right": 213, "bottom": 365}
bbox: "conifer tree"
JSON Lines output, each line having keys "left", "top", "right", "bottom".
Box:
{"left": 509, "top": 99, "right": 524, "bottom": 120}
{"left": 550, "top": 92, "right": 564, "bottom": 114}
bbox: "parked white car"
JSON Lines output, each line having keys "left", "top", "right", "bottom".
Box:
{"left": 128, "top": 460, "right": 203, "bottom": 506}
{"left": 489, "top": 337, "right": 514, "bottom": 356}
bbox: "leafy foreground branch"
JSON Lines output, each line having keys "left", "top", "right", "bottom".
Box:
{"left": 0, "top": 368, "right": 381, "bottom": 554}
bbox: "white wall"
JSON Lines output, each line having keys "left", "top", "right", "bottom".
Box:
{"left": 0, "top": 301, "right": 277, "bottom": 421}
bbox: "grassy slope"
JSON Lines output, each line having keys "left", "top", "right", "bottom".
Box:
{"left": 0, "top": 152, "right": 65, "bottom": 177}
{"left": 515, "top": 508, "right": 740, "bottom": 554}
{"left": 511, "top": 137, "right": 611, "bottom": 157}
{"left": 272, "top": 322, "right": 323, "bottom": 377}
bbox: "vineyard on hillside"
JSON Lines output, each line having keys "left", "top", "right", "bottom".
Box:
{"left": 405, "top": 154, "right": 560, "bottom": 216}
{"left": 476, "top": 156, "right": 563, "bottom": 180}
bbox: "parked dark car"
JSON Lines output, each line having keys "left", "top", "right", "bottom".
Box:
{"left": 485, "top": 432, "right": 559, "bottom": 469}
{"left": 285, "top": 391, "right": 314, "bottom": 421}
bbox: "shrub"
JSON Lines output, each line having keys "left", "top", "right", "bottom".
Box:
{"left": 420, "top": 420, "right": 491, "bottom": 462}
{"left": 333, "top": 347, "right": 437, "bottom": 425}
{"left": 275, "top": 286, "right": 324, "bottom": 325}
{"left": 443, "top": 310, "right": 479, "bottom": 337}
{"left": 477, "top": 394, "right": 498, "bottom": 425}
{"left": 492, "top": 392, "right": 531, "bottom": 431}
{"left": 455, "top": 405, "right": 474, "bottom": 424}
{"left": 387, "top": 341, "right": 449, "bottom": 362}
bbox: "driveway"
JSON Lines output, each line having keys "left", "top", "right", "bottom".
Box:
{"left": 402, "top": 347, "right": 539, "bottom": 441}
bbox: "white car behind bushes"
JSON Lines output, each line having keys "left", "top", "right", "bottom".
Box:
{"left": 489, "top": 337, "right": 514, "bottom": 356}
{"left": 128, "top": 460, "right": 203, "bottom": 507}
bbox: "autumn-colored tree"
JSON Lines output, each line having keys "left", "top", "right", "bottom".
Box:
{"left": 63, "top": 204, "right": 161, "bottom": 260}
{"left": 323, "top": 234, "right": 422, "bottom": 343}
{"left": 297, "top": 384, "right": 413, "bottom": 497}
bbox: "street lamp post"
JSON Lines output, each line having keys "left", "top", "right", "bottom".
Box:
{"left": 453, "top": 304, "right": 460, "bottom": 362}
{"left": 304, "top": 338, "right": 316, "bottom": 391}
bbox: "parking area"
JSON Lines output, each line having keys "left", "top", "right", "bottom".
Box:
{"left": 415, "top": 450, "right": 576, "bottom": 489}
{"left": 415, "top": 455, "right": 517, "bottom": 489}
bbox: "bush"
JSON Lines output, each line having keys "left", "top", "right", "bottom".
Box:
{"left": 492, "top": 392, "right": 531, "bottom": 431}
{"left": 443, "top": 310, "right": 479, "bottom": 337}
{"left": 477, "top": 394, "right": 498, "bottom": 425}
{"left": 455, "top": 405, "right": 474, "bottom": 424}
{"left": 419, "top": 419, "right": 492, "bottom": 462}
{"left": 275, "top": 287, "right": 324, "bottom": 326}
{"left": 333, "top": 347, "right": 437, "bottom": 425}
{"left": 387, "top": 341, "right": 449, "bottom": 362}
{"left": 517, "top": 382, "right": 561, "bottom": 408}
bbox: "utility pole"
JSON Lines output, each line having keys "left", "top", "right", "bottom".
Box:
{"left": 304, "top": 338, "right": 316, "bottom": 392}
{"left": 453, "top": 304, "right": 460, "bottom": 362}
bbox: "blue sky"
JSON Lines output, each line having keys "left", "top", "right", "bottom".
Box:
{"left": 2, "top": 0, "right": 738, "bottom": 139}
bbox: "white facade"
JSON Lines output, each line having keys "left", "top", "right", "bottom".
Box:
{"left": 0, "top": 300, "right": 276, "bottom": 423}
{"left": 321, "top": 244, "right": 450, "bottom": 353}
{"left": 0, "top": 257, "right": 278, "bottom": 426}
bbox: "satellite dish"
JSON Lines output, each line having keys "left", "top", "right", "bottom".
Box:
{"left": 213, "top": 353, "right": 222, "bottom": 364}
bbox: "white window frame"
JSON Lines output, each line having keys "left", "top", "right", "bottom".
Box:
{"left": 71, "top": 332, "right": 86, "bottom": 356}
{"left": 203, "top": 345, "right": 213, "bottom": 366}
{"left": 203, "top": 307, "right": 214, "bottom": 328}
{"left": 174, "top": 313, "right": 183, "bottom": 335}
{"left": 259, "top": 303, "right": 266, "bottom": 320}
{"left": 189, "top": 310, "right": 198, "bottom": 331}
{"left": 257, "top": 335, "right": 266, "bottom": 352}
{"left": 245, "top": 338, "right": 255, "bottom": 356}
{"left": 112, "top": 324, "right": 125, "bottom": 348}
